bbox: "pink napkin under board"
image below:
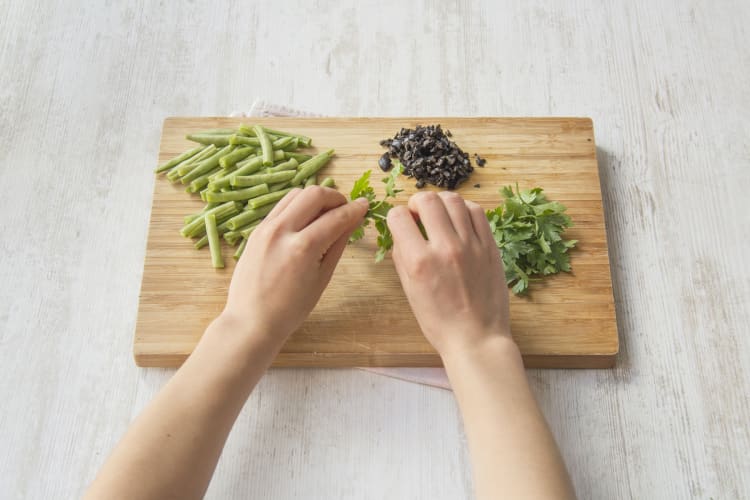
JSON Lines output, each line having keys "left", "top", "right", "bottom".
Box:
{"left": 231, "top": 101, "right": 451, "bottom": 390}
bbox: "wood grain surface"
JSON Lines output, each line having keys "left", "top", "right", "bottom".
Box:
{"left": 135, "top": 117, "right": 617, "bottom": 368}
{"left": 2, "top": 1, "right": 748, "bottom": 499}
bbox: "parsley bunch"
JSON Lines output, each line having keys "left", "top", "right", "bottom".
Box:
{"left": 486, "top": 185, "right": 577, "bottom": 294}
{"left": 349, "top": 162, "right": 403, "bottom": 262}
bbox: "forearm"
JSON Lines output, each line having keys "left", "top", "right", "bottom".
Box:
{"left": 85, "top": 313, "right": 281, "bottom": 500}
{"left": 443, "top": 336, "right": 575, "bottom": 500}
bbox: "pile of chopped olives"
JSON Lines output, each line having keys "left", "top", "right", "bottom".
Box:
{"left": 378, "top": 124, "right": 482, "bottom": 189}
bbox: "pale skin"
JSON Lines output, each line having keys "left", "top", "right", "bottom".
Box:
{"left": 85, "top": 187, "right": 575, "bottom": 500}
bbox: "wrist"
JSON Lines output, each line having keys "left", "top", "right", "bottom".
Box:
{"left": 440, "top": 333, "right": 520, "bottom": 371}
{"left": 209, "top": 310, "right": 286, "bottom": 353}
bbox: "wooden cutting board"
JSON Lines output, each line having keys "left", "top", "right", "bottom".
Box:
{"left": 135, "top": 117, "right": 618, "bottom": 368}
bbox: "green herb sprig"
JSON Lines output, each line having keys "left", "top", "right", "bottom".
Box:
{"left": 486, "top": 184, "right": 577, "bottom": 294}
{"left": 349, "top": 162, "right": 403, "bottom": 262}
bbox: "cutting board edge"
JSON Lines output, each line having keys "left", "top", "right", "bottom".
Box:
{"left": 162, "top": 116, "right": 595, "bottom": 129}
{"left": 133, "top": 351, "right": 617, "bottom": 369}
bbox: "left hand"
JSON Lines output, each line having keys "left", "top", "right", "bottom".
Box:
{"left": 224, "top": 186, "right": 369, "bottom": 344}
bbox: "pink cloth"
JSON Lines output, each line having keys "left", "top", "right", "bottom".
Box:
{"left": 233, "top": 100, "right": 451, "bottom": 391}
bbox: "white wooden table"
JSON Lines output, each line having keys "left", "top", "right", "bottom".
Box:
{"left": 1, "top": 1, "right": 748, "bottom": 498}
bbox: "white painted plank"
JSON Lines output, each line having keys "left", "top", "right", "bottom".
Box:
{"left": 0, "top": 0, "right": 747, "bottom": 498}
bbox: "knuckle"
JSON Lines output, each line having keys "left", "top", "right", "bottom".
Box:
{"left": 289, "top": 233, "right": 314, "bottom": 256}
{"left": 412, "top": 191, "right": 439, "bottom": 207}
{"left": 442, "top": 242, "right": 464, "bottom": 263}
{"left": 259, "top": 220, "right": 281, "bottom": 238}
{"left": 388, "top": 205, "right": 408, "bottom": 220}
{"left": 305, "top": 185, "right": 325, "bottom": 200}
{"left": 465, "top": 200, "right": 481, "bottom": 211}
{"left": 333, "top": 207, "right": 351, "bottom": 225}
{"left": 409, "top": 252, "right": 432, "bottom": 277}
{"left": 439, "top": 191, "right": 462, "bottom": 202}
{"left": 420, "top": 191, "right": 440, "bottom": 203}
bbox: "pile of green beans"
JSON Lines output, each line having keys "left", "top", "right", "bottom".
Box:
{"left": 155, "top": 125, "right": 336, "bottom": 267}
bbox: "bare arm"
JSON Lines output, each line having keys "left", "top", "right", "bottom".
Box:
{"left": 387, "top": 191, "right": 576, "bottom": 500}
{"left": 85, "top": 187, "right": 368, "bottom": 500}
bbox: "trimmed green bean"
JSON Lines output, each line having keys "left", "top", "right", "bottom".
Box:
{"left": 223, "top": 230, "right": 243, "bottom": 246}
{"left": 231, "top": 170, "right": 296, "bottom": 187}
{"left": 194, "top": 212, "right": 236, "bottom": 247}
{"left": 291, "top": 149, "right": 334, "bottom": 186}
{"left": 167, "top": 154, "right": 202, "bottom": 179}
{"left": 265, "top": 158, "right": 298, "bottom": 173}
{"left": 304, "top": 175, "right": 317, "bottom": 187}
{"left": 205, "top": 184, "right": 269, "bottom": 203}
{"left": 253, "top": 125, "right": 275, "bottom": 166}
{"left": 194, "top": 217, "right": 235, "bottom": 249}
{"left": 225, "top": 203, "right": 276, "bottom": 230}
{"left": 190, "top": 208, "right": 239, "bottom": 241}
{"left": 187, "top": 133, "right": 233, "bottom": 146}
{"left": 205, "top": 213, "right": 224, "bottom": 268}
{"left": 175, "top": 145, "right": 218, "bottom": 176}
{"left": 284, "top": 152, "right": 313, "bottom": 163}
{"left": 320, "top": 177, "right": 336, "bottom": 188}
{"left": 229, "top": 135, "right": 261, "bottom": 147}
{"left": 208, "top": 151, "right": 284, "bottom": 191}
{"left": 155, "top": 146, "right": 204, "bottom": 173}
{"left": 281, "top": 137, "right": 299, "bottom": 151}
{"left": 261, "top": 126, "right": 313, "bottom": 148}
{"left": 249, "top": 188, "right": 293, "bottom": 209}
{"left": 219, "top": 146, "right": 254, "bottom": 169}
{"left": 167, "top": 168, "right": 182, "bottom": 182}
{"left": 271, "top": 136, "right": 295, "bottom": 151}
{"left": 182, "top": 146, "right": 235, "bottom": 184}
{"left": 198, "top": 128, "right": 237, "bottom": 135}
{"left": 233, "top": 237, "right": 248, "bottom": 260}
{"left": 184, "top": 203, "right": 219, "bottom": 225}
{"left": 180, "top": 201, "right": 239, "bottom": 238}
{"left": 194, "top": 236, "right": 208, "bottom": 249}
{"left": 238, "top": 124, "right": 256, "bottom": 136}
{"left": 210, "top": 156, "right": 250, "bottom": 181}
{"left": 186, "top": 167, "right": 221, "bottom": 193}
{"left": 235, "top": 154, "right": 260, "bottom": 169}
{"left": 237, "top": 124, "right": 279, "bottom": 140}
{"left": 269, "top": 181, "right": 291, "bottom": 192}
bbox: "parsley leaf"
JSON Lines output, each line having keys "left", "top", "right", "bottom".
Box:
{"left": 348, "top": 163, "right": 403, "bottom": 260}
{"left": 486, "top": 184, "right": 577, "bottom": 294}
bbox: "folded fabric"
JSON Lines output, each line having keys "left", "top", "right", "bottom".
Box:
{"left": 229, "top": 100, "right": 451, "bottom": 391}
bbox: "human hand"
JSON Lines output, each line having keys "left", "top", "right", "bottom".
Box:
{"left": 223, "top": 187, "right": 368, "bottom": 345}
{"left": 387, "top": 191, "right": 511, "bottom": 357}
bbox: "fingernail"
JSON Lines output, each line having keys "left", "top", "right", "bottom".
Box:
{"left": 355, "top": 197, "right": 369, "bottom": 207}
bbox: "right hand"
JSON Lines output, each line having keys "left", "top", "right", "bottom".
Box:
{"left": 387, "top": 191, "right": 512, "bottom": 357}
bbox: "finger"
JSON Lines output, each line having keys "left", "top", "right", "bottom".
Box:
{"left": 303, "top": 198, "right": 369, "bottom": 251}
{"left": 319, "top": 230, "right": 351, "bottom": 280}
{"left": 277, "top": 186, "right": 348, "bottom": 231}
{"left": 465, "top": 200, "right": 496, "bottom": 248}
{"left": 387, "top": 205, "right": 426, "bottom": 253}
{"left": 407, "top": 192, "right": 456, "bottom": 243}
{"left": 438, "top": 192, "right": 473, "bottom": 240}
{"left": 264, "top": 188, "right": 303, "bottom": 221}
